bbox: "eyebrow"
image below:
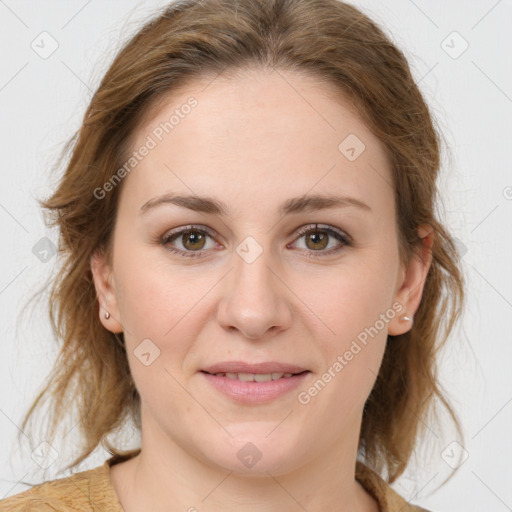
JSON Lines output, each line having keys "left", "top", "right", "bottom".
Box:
{"left": 139, "top": 193, "right": 372, "bottom": 217}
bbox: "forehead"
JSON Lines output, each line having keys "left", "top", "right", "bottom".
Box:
{"left": 123, "top": 68, "right": 393, "bottom": 217}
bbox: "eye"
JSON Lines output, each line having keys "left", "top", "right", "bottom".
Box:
{"left": 289, "top": 224, "right": 351, "bottom": 257}
{"left": 159, "top": 223, "right": 351, "bottom": 259}
{"left": 160, "top": 225, "right": 219, "bottom": 258}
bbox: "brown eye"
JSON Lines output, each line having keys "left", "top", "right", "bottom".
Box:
{"left": 160, "top": 225, "right": 220, "bottom": 258}
{"left": 291, "top": 224, "right": 351, "bottom": 258}
{"left": 304, "top": 231, "right": 329, "bottom": 251}
{"left": 180, "top": 230, "right": 207, "bottom": 250}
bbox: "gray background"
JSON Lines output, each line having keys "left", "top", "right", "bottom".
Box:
{"left": 0, "top": 1, "right": 511, "bottom": 510}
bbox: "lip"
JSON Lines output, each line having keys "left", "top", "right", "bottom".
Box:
{"left": 199, "top": 362, "right": 310, "bottom": 404}
{"left": 201, "top": 361, "right": 308, "bottom": 374}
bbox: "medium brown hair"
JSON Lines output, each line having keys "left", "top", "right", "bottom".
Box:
{"left": 19, "top": 0, "right": 465, "bottom": 485}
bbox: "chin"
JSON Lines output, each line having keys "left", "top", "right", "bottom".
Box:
{"left": 197, "top": 429, "right": 307, "bottom": 477}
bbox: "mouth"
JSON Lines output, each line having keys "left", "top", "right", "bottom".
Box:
{"left": 200, "top": 370, "right": 309, "bottom": 382}
{"left": 201, "top": 361, "right": 309, "bottom": 375}
{"left": 199, "top": 362, "right": 311, "bottom": 403}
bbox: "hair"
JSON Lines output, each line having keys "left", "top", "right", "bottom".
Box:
{"left": 19, "top": 0, "right": 465, "bottom": 486}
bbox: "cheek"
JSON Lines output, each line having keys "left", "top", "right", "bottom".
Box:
{"left": 298, "top": 254, "right": 397, "bottom": 342}
{"left": 112, "top": 253, "right": 217, "bottom": 375}
{"left": 113, "top": 266, "right": 201, "bottom": 405}
{"left": 112, "top": 228, "right": 206, "bottom": 337}
{"left": 298, "top": 278, "right": 390, "bottom": 426}
{"left": 296, "top": 254, "right": 396, "bottom": 401}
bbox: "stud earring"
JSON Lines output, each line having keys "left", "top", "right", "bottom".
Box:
{"left": 400, "top": 315, "right": 413, "bottom": 322}
{"left": 104, "top": 311, "right": 110, "bottom": 319}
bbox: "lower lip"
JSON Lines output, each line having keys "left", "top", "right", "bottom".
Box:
{"left": 200, "top": 371, "right": 310, "bottom": 404}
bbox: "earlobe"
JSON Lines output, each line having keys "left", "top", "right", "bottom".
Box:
{"left": 90, "top": 250, "right": 123, "bottom": 333}
{"left": 388, "top": 224, "right": 434, "bottom": 336}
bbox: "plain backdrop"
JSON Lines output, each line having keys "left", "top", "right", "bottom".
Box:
{"left": 0, "top": 1, "right": 511, "bottom": 510}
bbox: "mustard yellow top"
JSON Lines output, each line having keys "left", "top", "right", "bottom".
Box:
{"left": 0, "top": 450, "right": 431, "bottom": 511}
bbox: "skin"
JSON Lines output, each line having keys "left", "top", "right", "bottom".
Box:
{"left": 91, "top": 67, "right": 433, "bottom": 512}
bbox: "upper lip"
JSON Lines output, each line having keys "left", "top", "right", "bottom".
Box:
{"left": 201, "top": 361, "right": 309, "bottom": 375}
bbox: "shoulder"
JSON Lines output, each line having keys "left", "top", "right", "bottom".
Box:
{"left": 0, "top": 464, "right": 111, "bottom": 512}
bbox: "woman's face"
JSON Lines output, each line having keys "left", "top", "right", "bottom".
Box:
{"left": 92, "top": 68, "right": 431, "bottom": 475}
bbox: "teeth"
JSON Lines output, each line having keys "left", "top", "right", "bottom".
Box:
{"left": 214, "top": 372, "right": 295, "bottom": 381}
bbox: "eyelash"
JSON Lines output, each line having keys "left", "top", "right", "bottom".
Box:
{"left": 159, "top": 223, "right": 352, "bottom": 259}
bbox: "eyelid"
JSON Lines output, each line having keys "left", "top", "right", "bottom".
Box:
{"left": 160, "top": 223, "right": 351, "bottom": 258}
{"left": 293, "top": 223, "right": 352, "bottom": 244}
{"left": 161, "top": 224, "right": 218, "bottom": 243}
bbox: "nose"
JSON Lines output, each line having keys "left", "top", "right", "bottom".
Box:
{"left": 216, "top": 249, "right": 293, "bottom": 340}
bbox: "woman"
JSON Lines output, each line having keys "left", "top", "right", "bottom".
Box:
{"left": 1, "top": 0, "right": 465, "bottom": 510}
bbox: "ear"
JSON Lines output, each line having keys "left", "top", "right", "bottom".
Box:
{"left": 90, "top": 249, "right": 123, "bottom": 333}
{"left": 388, "top": 224, "right": 434, "bottom": 336}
